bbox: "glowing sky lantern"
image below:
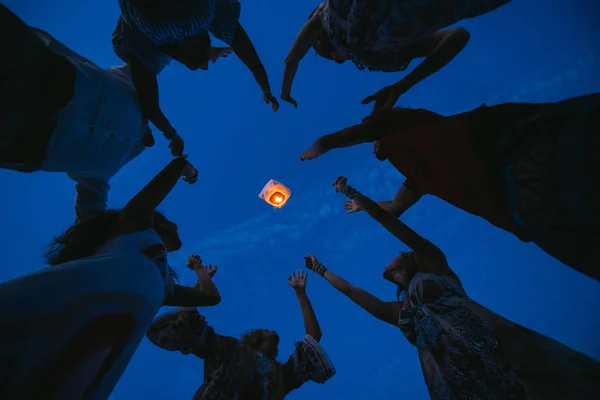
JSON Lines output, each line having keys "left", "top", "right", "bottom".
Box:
{"left": 259, "top": 179, "right": 291, "bottom": 208}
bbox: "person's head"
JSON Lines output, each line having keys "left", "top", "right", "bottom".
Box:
{"left": 159, "top": 33, "right": 212, "bottom": 71}
{"left": 309, "top": 8, "right": 349, "bottom": 64}
{"left": 46, "top": 210, "right": 182, "bottom": 265}
{"left": 241, "top": 329, "right": 280, "bottom": 360}
{"left": 383, "top": 251, "right": 419, "bottom": 287}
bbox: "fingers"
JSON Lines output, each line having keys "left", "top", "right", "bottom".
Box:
{"left": 289, "top": 270, "right": 307, "bottom": 283}
{"left": 361, "top": 94, "right": 376, "bottom": 105}
{"left": 303, "top": 255, "right": 313, "bottom": 269}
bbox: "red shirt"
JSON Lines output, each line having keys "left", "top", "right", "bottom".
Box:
{"left": 378, "top": 111, "right": 528, "bottom": 240}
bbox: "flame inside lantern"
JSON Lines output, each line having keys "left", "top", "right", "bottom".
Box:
{"left": 259, "top": 180, "right": 291, "bottom": 208}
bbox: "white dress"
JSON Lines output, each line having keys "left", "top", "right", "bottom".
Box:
{"left": 0, "top": 229, "right": 172, "bottom": 400}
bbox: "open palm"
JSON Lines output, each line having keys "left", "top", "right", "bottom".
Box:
{"left": 288, "top": 270, "right": 307, "bottom": 291}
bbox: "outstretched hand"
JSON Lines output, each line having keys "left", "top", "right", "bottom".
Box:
{"left": 332, "top": 176, "right": 348, "bottom": 193}
{"left": 344, "top": 199, "right": 362, "bottom": 214}
{"left": 280, "top": 93, "right": 297, "bottom": 109}
{"left": 288, "top": 270, "right": 307, "bottom": 292}
{"left": 361, "top": 82, "right": 408, "bottom": 116}
{"left": 263, "top": 91, "right": 280, "bottom": 112}
{"left": 169, "top": 134, "right": 185, "bottom": 157}
{"left": 303, "top": 254, "right": 319, "bottom": 271}
{"left": 186, "top": 254, "right": 217, "bottom": 277}
{"left": 210, "top": 46, "right": 232, "bottom": 64}
{"left": 181, "top": 156, "right": 198, "bottom": 184}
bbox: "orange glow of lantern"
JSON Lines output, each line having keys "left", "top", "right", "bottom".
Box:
{"left": 259, "top": 179, "right": 291, "bottom": 208}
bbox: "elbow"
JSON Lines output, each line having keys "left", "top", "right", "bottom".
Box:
{"left": 452, "top": 27, "right": 471, "bottom": 46}
{"left": 206, "top": 292, "right": 221, "bottom": 306}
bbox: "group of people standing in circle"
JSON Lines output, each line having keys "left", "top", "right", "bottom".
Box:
{"left": 1, "top": 0, "right": 599, "bottom": 399}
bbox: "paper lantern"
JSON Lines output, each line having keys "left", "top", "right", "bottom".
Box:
{"left": 258, "top": 179, "right": 291, "bottom": 208}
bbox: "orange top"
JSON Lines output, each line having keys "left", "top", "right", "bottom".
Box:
{"left": 378, "top": 111, "right": 529, "bottom": 240}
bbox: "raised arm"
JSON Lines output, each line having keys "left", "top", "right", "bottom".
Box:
{"left": 163, "top": 259, "right": 220, "bottom": 307}
{"left": 394, "top": 28, "right": 470, "bottom": 95}
{"left": 129, "top": 56, "right": 182, "bottom": 154}
{"left": 280, "top": 15, "right": 322, "bottom": 107}
{"left": 117, "top": 156, "right": 197, "bottom": 235}
{"left": 288, "top": 270, "right": 322, "bottom": 341}
{"left": 305, "top": 256, "right": 401, "bottom": 326}
{"left": 230, "top": 23, "right": 279, "bottom": 111}
{"left": 346, "top": 183, "right": 423, "bottom": 218}
{"left": 333, "top": 177, "right": 452, "bottom": 275}
{"left": 363, "top": 28, "right": 470, "bottom": 111}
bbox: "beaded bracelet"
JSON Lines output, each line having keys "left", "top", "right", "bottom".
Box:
{"left": 304, "top": 256, "right": 328, "bottom": 277}
{"left": 341, "top": 185, "right": 359, "bottom": 199}
{"left": 182, "top": 168, "right": 199, "bottom": 183}
{"left": 313, "top": 261, "right": 328, "bottom": 277}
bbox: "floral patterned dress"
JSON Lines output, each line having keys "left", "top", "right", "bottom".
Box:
{"left": 398, "top": 272, "right": 600, "bottom": 399}
{"left": 314, "top": 0, "right": 511, "bottom": 71}
{"left": 146, "top": 307, "right": 336, "bottom": 399}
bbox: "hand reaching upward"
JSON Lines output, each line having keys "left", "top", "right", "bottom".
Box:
{"left": 288, "top": 270, "right": 307, "bottom": 292}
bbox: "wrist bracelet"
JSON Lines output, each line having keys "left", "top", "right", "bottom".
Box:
{"left": 342, "top": 185, "right": 359, "bottom": 199}
{"left": 313, "top": 261, "right": 328, "bottom": 277}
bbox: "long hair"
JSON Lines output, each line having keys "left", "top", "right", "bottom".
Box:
{"left": 239, "top": 329, "right": 285, "bottom": 399}
{"left": 46, "top": 209, "right": 179, "bottom": 280}
{"left": 46, "top": 210, "right": 121, "bottom": 265}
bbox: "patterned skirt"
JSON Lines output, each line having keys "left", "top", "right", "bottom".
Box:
{"left": 318, "top": 0, "right": 511, "bottom": 71}
{"left": 415, "top": 297, "right": 600, "bottom": 400}
{"left": 490, "top": 93, "right": 600, "bottom": 280}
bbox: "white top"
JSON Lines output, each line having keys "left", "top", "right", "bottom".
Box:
{"left": 34, "top": 29, "right": 151, "bottom": 219}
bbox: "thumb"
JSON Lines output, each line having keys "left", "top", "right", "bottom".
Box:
{"left": 361, "top": 95, "right": 376, "bottom": 105}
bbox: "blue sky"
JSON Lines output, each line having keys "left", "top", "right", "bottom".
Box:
{"left": 2, "top": 0, "right": 600, "bottom": 399}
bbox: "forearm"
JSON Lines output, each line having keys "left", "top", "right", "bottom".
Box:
{"left": 399, "top": 28, "right": 470, "bottom": 90}
{"left": 124, "top": 157, "right": 188, "bottom": 216}
{"left": 344, "top": 187, "right": 425, "bottom": 251}
{"left": 281, "top": 60, "right": 299, "bottom": 96}
{"left": 281, "top": 16, "right": 319, "bottom": 96}
{"left": 130, "top": 58, "right": 176, "bottom": 138}
{"left": 194, "top": 276, "right": 221, "bottom": 303}
{"left": 322, "top": 269, "right": 352, "bottom": 296}
{"left": 295, "top": 291, "right": 322, "bottom": 341}
{"left": 232, "top": 24, "right": 271, "bottom": 92}
{"left": 164, "top": 284, "right": 221, "bottom": 307}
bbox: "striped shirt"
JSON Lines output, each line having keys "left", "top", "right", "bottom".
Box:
{"left": 112, "top": 0, "right": 241, "bottom": 75}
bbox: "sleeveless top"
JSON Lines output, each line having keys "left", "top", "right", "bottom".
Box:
{"left": 32, "top": 29, "right": 148, "bottom": 180}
